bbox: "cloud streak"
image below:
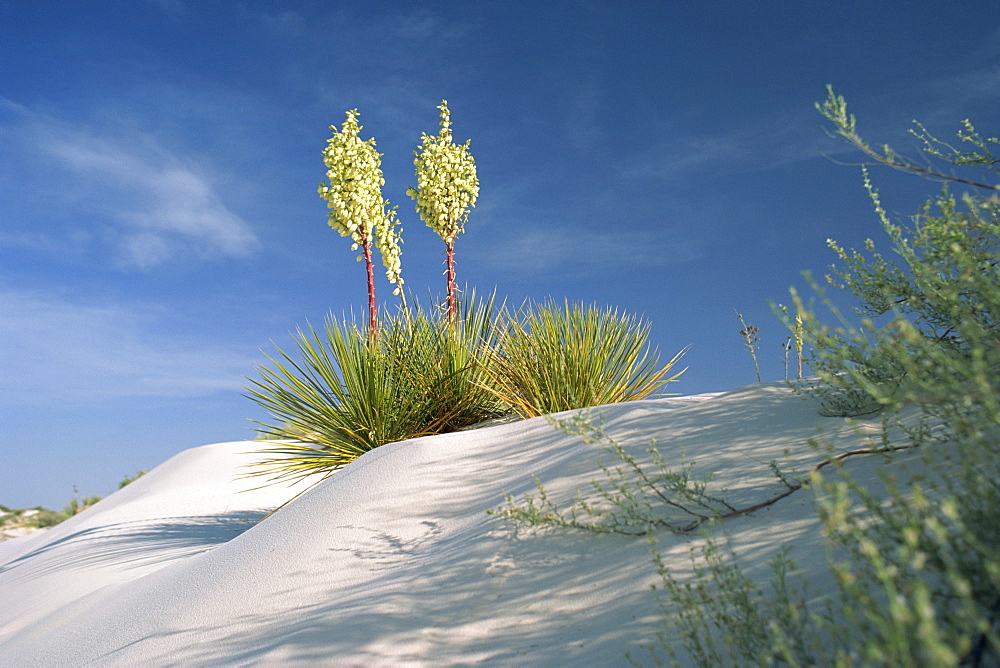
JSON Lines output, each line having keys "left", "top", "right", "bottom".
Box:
{"left": 618, "top": 69, "right": 1000, "bottom": 187}
{"left": 617, "top": 109, "right": 834, "bottom": 184}
{"left": 0, "top": 98, "right": 260, "bottom": 268}
{"left": 474, "top": 224, "right": 702, "bottom": 278}
{"left": 0, "top": 288, "right": 259, "bottom": 406}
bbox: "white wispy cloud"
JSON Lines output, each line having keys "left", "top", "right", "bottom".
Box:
{"left": 256, "top": 8, "right": 307, "bottom": 36}
{"left": 152, "top": 0, "right": 186, "bottom": 21}
{"left": 0, "top": 98, "right": 260, "bottom": 268}
{"left": 0, "top": 288, "right": 259, "bottom": 406}
{"left": 618, "top": 110, "right": 830, "bottom": 184}
{"left": 390, "top": 9, "right": 480, "bottom": 42}
{"left": 899, "top": 65, "right": 1000, "bottom": 126}
{"left": 474, "top": 225, "right": 702, "bottom": 277}
{"left": 564, "top": 78, "right": 603, "bottom": 152}
{"left": 623, "top": 69, "right": 1000, "bottom": 187}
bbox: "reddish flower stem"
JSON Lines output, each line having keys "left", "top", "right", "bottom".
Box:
{"left": 445, "top": 237, "right": 457, "bottom": 326}
{"left": 360, "top": 229, "right": 377, "bottom": 342}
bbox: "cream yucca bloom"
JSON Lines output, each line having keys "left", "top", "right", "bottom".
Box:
{"left": 319, "top": 109, "right": 406, "bottom": 320}
{"left": 374, "top": 206, "right": 405, "bottom": 298}
{"left": 408, "top": 101, "right": 479, "bottom": 242}
{"left": 407, "top": 100, "right": 478, "bottom": 321}
{"left": 319, "top": 109, "right": 394, "bottom": 256}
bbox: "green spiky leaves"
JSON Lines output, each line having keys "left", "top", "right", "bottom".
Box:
{"left": 480, "top": 300, "right": 687, "bottom": 418}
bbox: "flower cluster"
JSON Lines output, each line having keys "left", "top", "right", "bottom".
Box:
{"left": 319, "top": 110, "right": 403, "bottom": 290}
{"left": 407, "top": 100, "right": 479, "bottom": 243}
{"left": 374, "top": 206, "right": 405, "bottom": 295}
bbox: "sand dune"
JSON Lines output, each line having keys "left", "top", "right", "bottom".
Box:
{"left": 0, "top": 383, "right": 925, "bottom": 666}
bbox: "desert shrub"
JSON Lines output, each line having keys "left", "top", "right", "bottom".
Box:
{"left": 246, "top": 290, "right": 509, "bottom": 482}
{"left": 480, "top": 300, "right": 687, "bottom": 418}
{"left": 756, "top": 91, "right": 1000, "bottom": 665}
{"left": 118, "top": 470, "right": 148, "bottom": 489}
{"left": 789, "top": 358, "right": 893, "bottom": 418}
{"left": 1, "top": 507, "right": 69, "bottom": 529}
{"left": 692, "top": 92, "right": 1000, "bottom": 665}
{"left": 492, "top": 91, "right": 1000, "bottom": 665}
{"left": 63, "top": 493, "right": 102, "bottom": 516}
{"left": 648, "top": 537, "right": 821, "bottom": 667}
{"left": 30, "top": 508, "right": 71, "bottom": 528}
{"left": 793, "top": 121, "right": 1000, "bottom": 661}
{"left": 790, "top": 88, "right": 999, "bottom": 418}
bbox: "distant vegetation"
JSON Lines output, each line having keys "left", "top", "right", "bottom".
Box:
{"left": 1, "top": 470, "right": 148, "bottom": 537}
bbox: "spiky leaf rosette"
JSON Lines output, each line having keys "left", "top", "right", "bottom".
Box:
{"left": 245, "top": 291, "right": 511, "bottom": 484}
{"left": 479, "top": 300, "right": 688, "bottom": 418}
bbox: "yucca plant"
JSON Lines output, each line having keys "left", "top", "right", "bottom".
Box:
{"left": 245, "top": 291, "right": 511, "bottom": 483}
{"left": 480, "top": 300, "right": 687, "bottom": 418}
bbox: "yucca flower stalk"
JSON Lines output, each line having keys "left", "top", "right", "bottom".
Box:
{"left": 735, "top": 310, "right": 762, "bottom": 383}
{"left": 407, "top": 100, "right": 479, "bottom": 325}
{"left": 794, "top": 311, "right": 804, "bottom": 379}
{"left": 777, "top": 303, "right": 806, "bottom": 380}
{"left": 319, "top": 109, "right": 405, "bottom": 338}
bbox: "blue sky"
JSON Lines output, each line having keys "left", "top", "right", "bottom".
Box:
{"left": 2, "top": 0, "right": 998, "bottom": 509}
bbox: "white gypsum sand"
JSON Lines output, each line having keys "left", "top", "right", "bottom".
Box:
{"left": 0, "top": 382, "right": 932, "bottom": 666}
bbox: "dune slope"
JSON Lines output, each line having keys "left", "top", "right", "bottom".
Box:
{"left": 0, "top": 383, "right": 927, "bottom": 666}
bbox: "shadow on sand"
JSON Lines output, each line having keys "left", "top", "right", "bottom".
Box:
{"left": 0, "top": 510, "right": 269, "bottom": 580}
